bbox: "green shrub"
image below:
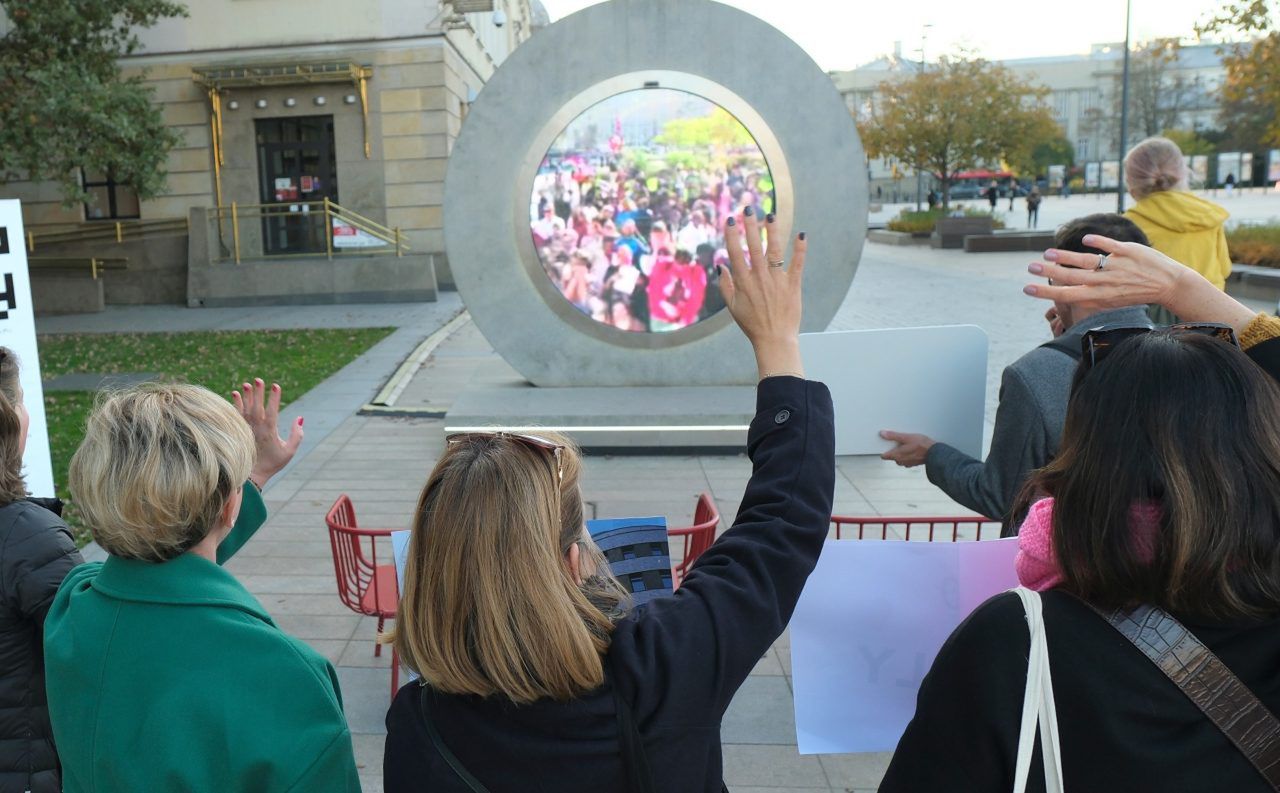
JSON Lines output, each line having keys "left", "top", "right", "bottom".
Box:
{"left": 886, "top": 207, "right": 1006, "bottom": 234}
{"left": 1227, "top": 223, "right": 1280, "bottom": 269}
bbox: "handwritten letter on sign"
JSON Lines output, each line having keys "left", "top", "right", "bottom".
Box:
{"left": 0, "top": 201, "right": 54, "bottom": 497}
{"left": 790, "top": 538, "right": 1019, "bottom": 754}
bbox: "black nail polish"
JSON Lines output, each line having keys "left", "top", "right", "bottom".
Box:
{"left": 799, "top": 231, "right": 807, "bottom": 241}
{"left": 766, "top": 213, "right": 775, "bottom": 223}
{"left": 743, "top": 206, "right": 753, "bottom": 217}
{"left": 727, "top": 217, "right": 736, "bottom": 227}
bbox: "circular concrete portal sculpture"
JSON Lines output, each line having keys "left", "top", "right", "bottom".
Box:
{"left": 445, "top": 0, "right": 866, "bottom": 386}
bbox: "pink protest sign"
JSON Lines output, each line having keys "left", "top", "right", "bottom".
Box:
{"left": 790, "top": 538, "right": 1020, "bottom": 753}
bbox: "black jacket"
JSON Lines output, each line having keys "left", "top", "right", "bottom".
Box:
{"left": 881, "top": 590, "right": 1280, "bottom": 792}
{"left": 384, "top": 377, "right": 835, "bottom": 792}
{"left": 0, "top": 498, "right": 82, "bottom": 793}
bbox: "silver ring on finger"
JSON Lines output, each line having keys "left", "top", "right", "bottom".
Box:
{"left": 768, "top": 259, "right": 786, "bottom": 268}
{"left": 1095, "top": 254, "right": 1109, "bottom": 271}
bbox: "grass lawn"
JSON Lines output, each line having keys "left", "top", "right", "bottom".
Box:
{"left": 37, "top": 327, "right": 395, "bottom": 546}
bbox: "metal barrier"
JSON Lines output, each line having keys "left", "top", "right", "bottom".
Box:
{"left": 829, "top": 515, "right": 999, "bottom": 541}
{"left": 28, "top": 257, "right": 128, "bottom": 280}
{"left": 25, "top": 218, "right": 187, "bottom": 253}
{"left": 207, "top": 199, "right": 409, "bottom": 264}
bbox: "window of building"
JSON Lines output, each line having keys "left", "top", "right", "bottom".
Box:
{"left": 81, "top": 170, "right": 141, "bottom": 221}
{"left": 1077, "top": 138, "right": 1091, "bottom": 160}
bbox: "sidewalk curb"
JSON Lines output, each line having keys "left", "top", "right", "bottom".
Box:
{"left": 366, "top": 309, "right": 469, "bottom": 409}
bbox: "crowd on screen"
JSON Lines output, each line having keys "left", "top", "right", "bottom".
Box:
{"left": 530, "top": 158, "right": 774, "bottom": 332}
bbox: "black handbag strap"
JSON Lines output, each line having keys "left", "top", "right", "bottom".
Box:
{"left": 416, "top": 673, "right": 666, "bottom": 793}
{"left": 1092, "top": 603, "right": 1280, "bottom": 790}
{"left": 419, "top": 685, "right": 489, "bottom": 793}
{"left": 609, "top": 655, "right": 659, "bottom": 793}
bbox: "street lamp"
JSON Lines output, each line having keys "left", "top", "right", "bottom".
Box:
{"left": 915, "top": 23, "right": 932, "bottom": 211}
{"left": 1116, "top": 0, "right": 1133, "bottom": 213}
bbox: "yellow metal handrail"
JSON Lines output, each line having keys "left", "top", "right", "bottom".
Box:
{"left": 208, "top": 200, "right": 409, "bottom": 264}
{"left": 29, "top": 257, "right": 128, "bottom": 280}
{"left": 26, "top": 218, "right": 187, "bottom": 252}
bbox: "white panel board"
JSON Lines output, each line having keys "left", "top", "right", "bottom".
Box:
{"left": 800, "top": 326, "right": 988, "bottom": 458}
{"left": 0, "top": 202, "right": 55, "bottom": 497}
{"left": 791, "top": 537, "right": 1020, "bottom": 753}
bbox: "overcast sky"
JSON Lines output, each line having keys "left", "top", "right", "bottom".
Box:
{"left": 537, "top": 0, "right": 1243, "bottom": 70}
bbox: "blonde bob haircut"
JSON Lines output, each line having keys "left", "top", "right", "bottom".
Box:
{"left": 390, "top": 432, "right": 631, "bottom": 704}
{"left": 1124, "top": 136, "right": 1189, "bottom": 201}
{"left": 69, "top": 383, "right": 253, "bottom": 562}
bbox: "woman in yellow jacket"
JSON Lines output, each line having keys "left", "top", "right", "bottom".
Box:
{"left": 1123, "top": 136, "right": 1232, "bottom": 324}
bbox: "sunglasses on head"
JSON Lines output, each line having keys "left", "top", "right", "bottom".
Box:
{"left": 445, "top": 431, "right": 565, "bottom": 482}
{"left": 1080, "top": 322, "right": 1240, "bottom": 369}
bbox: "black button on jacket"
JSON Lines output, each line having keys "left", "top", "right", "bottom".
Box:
{"left": 384, "top": 377, "right": 835, "bottom": 792}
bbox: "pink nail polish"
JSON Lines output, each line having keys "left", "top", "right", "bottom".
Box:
{"left": 298, "top": 417, "right": 305, "bottom": 426}
{"left": 1023, "top": 285, "right": 1038, "bottom": 296}
{"left": 1043, "top": 250, "right": 1059, "bottom": 261}
{"left": 1028, "top": 263, "right": 1044, "bottom": 275}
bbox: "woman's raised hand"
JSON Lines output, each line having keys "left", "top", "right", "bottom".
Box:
{"left": 720, "top": 208, "right": 807, "bottom": 380}
{"left": 232, "top": 378, "right": 304, "bottom": 490}
{"left": 1024, "top": 234, "right": 1255, "bottom": 332}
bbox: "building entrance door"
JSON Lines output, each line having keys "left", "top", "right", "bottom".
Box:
{"left": 256, "top": 116, "right": 339, "bottom": 255}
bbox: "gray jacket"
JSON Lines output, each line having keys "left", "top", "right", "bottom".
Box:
{"left": 924, "top": 306, "right": 1152, "bottom": 533}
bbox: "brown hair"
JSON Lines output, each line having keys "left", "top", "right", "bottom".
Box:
{"left": 1124, "top": 136, "right": 1188, "bottom": 200}
{"left": 0, "top": 349, "right": 26, "bottom": 504}
{"left": 1029, "top": 333, "right": 1280, "bottom": 620}
{"left": 68, "top": 383, "right": 253, "bottom": 562}
{"left": 389, "top": 432, "right": 631, "bottom": 703}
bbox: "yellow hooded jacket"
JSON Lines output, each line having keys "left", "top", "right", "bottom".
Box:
{"left": 1124, "top": 190, "right": 1232, "bottom": 290}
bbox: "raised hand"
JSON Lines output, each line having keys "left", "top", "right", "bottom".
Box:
{"left": 232, "top": 378, "right": 304, "bottom": 490}
{"left": 1023, "top": 234, "right": 1254, "bottom": 332}
{"left": 719, "top": 208, "right": 807, "bottom": 380}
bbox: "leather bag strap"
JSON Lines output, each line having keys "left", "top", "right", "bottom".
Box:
{"left": 1095, "top": 603, "right": 1280, "bottom": 790}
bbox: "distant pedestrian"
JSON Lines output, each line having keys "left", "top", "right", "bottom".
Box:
{"left": 1224, "top": 172, "right": 1237, "bottom": 198}
{"left": 1009, "top": 186, "right": 1016, "bottom": 211}
{"left": 926, "top": 189, "right": 939, "bottom": 210}
{"left": 1026, "top": 188, "right": 1042, "bottom": 228}
{"left": 1123, "top": 136, "right": 1232, "bottom": 325}
{"left": 986, "top": 181, "right": 999, "bottom": 211}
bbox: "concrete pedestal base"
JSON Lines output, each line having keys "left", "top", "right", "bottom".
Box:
{"left": 444, "top": 382, "right": 757, "bottom": 453}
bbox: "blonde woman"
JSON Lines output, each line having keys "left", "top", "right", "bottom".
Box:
{"left": 384, "top": 210, "right": 835, "bottom": 792}
{"left": 44, "top": 380, "right": 360, "bottom": 792}
{"left": 1123, "top": 136, "right": 1232, "bottom": 324}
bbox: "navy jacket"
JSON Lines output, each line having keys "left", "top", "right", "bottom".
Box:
{"left": 384, "top": 376, "right": 835, "bottom": 792}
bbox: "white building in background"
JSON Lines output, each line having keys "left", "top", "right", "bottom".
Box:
{"left": 832, "top": 41, "right": 1227, "bottom": 199}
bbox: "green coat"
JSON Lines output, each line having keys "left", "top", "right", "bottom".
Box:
{"left": 43, "top": 486, "right": 361, "bottom": 792}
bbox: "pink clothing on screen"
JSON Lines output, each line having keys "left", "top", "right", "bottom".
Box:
{"left": 1015, "top": 497, "right": 1161, "bottom": 591}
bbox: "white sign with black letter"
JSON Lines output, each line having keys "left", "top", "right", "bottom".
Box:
{"left": 0, "top": 200, "right": 55, "bottom": 497}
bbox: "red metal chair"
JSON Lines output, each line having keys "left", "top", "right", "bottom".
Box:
{"left": 325, "top": 494, "right": 401, "bottom": 698}
{"left": 669, "top": 493, "right": 720, "bottom": 589}
{"left": 830, "top": 514, "right": 1000, "bottom": 541}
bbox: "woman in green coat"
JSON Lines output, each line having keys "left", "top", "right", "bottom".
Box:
{"left": 44, "top": 379, "right": 360, "bottom": 792}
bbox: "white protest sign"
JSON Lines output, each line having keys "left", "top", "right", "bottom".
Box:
{"left": 800, "top": 326, "right": 988, "bottom": 458}
{"left": 791, "top": 537, "right": 1020, "bottom": 753}
{"left": 0, "top": 201, "right": 55, "bottom": 498}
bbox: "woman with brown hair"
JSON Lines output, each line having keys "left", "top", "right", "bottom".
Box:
{"left": 384, "top": 209, "right": 834, "bottom": 792}
{"left": 882, "top": 240, "right": 1280, "bottom": 791}
{"left": 0, "top": 349, "right": 81, "bottom": 793}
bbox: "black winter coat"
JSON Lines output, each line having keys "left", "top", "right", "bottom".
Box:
{"left": 0, "top": 498, "right": 82, "bottom": 793}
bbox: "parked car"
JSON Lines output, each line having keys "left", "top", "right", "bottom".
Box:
{"left": 947, "top": 182, "right": 983, "bottom": 200}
